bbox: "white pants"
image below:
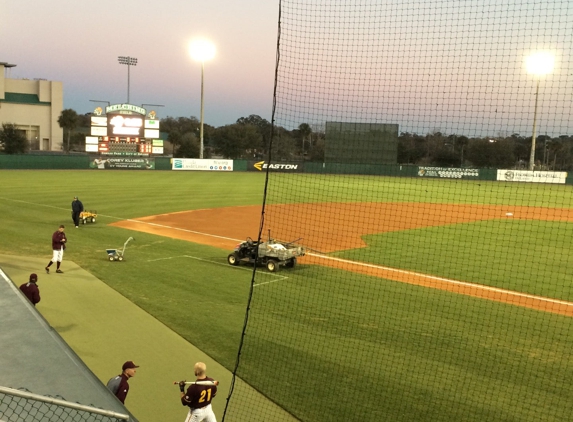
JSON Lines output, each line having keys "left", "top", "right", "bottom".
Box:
{"left": 52, "top": 248, "right": 64, "bottom": 262}
{"left": 184, "top": 404, "right": 216, "bottom": 422}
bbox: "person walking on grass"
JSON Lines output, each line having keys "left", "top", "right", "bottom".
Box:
{"left": 71, "top": 196, "right": 84, "bottom": 228}
{"left": 46, "top": 225, "right": 66, "bottom": 274}
{"left": 19, "top": 273, "right": 40, "bottom": 306}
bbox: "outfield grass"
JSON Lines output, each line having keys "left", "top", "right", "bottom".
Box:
{"left": 265, "top": 173, "right": 573, "bottom": 208}
{"left": 1, "top": 170, "right": 573, "bottom": 421}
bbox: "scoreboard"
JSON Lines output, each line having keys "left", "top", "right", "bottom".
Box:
{"left": 87, "top": 104, "right": 163, "bottom": 156}
{"left": 108, "top": 114, "right": 144, "bottom": 137}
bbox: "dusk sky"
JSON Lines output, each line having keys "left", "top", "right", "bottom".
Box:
{"left": 2, "top": 0, "right": 572, "bottom": 136}
{"left": 272, "top": 0, "right": 573, "bottom": 137}
{"left": 0, "top": 0, "right": 279, "bottom": 126}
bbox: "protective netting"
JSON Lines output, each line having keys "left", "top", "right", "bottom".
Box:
{"left": 223, "top": 1, "right": 573, "bottom": 421}
{"left": 0, "top": 387, "right": 129, "bottom": 422}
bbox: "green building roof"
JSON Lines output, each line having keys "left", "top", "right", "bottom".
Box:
{"left": 0, "top": 92, "right": 51, "bottom": 105}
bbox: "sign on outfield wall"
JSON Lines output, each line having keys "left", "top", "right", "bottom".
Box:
{"left": 89, "top": 156, "right": 155, "bottom": 170}
{"left": 418, "top": 167, "right": 479, "bottom": 179}
{"left": 497, "top": 170, "right": 567, "bottom": 184}
{"left": 172, "top": 158, "right": 233, "bottom": 171}
{"left": 247, "top": 161, "right": 304, "bottom": 172}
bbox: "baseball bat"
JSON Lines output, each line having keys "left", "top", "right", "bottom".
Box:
{"left": 173, "top": 380, "right": 219, "bottom": 386}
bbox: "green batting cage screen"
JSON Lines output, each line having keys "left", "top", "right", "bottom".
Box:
{"left": 325, "top": 122, "right": 399, "bottom": 164}
{"left": 222, "top": 1, "right": 573, "bottom": 421}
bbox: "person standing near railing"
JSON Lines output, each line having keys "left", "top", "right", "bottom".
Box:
{"left": 19, "top": 273, "right": 40, "bottom": 306}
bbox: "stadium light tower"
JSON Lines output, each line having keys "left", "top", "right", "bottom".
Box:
{"left": 118, "top": 56, "right": 138, "bottom": 104}
{"left": 525, "top": 51, "right": 554, "bottom": 171}
{"left": 141, "top": 103, "right": 165, "bottom": 115}
{"left": 189, "top": 39, "right": 216, "bottom": 159}
{"left": 89, "top": 99, "right": 110, "bottom": 106}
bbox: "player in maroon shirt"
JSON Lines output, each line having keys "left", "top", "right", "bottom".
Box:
{"left": 179, "top": 362, "right": 218, "bottom": 422}
{"left": 110, "top": 361, "right": 139, "bottom": 404}
{"left": 46, "top": 225, "right": 66, "bottom": 274}
{"left": 19, "top": 273, "right": 40, "bottom": 306}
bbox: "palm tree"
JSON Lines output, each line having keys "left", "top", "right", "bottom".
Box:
{"left": 58, "top": 109, "right": 79, "bottom": 153}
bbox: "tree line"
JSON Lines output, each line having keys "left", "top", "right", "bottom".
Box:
{"left": 1, "top": 109, "right": 572, "bottom": 171}
{"left": 399, "top": 131, "right": 573, "bottom": 171}
{"left": 159, "top": 115, "right": 325, "bottom": 162}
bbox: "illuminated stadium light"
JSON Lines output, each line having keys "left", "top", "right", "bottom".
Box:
{"left": 117, "top": 56, "right": 138, "bottom": 103}
{"left": 189, "top": 40, "right": 216, "bottom": 62}
{"left": 189, "top": 39, "right": 216, "bottom": 159}
{"left": 525, "top": 51, "right": 555, "bottom": 171}
{"left": 526, "top": 51, "right": 555, "bottom": 76}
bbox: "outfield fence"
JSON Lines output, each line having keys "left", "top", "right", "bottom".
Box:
{"left": 2, "top": 155, "right": 573, "bottom": 185}
{"left": 0, "top": 386, "right": 130, "bottom": 422}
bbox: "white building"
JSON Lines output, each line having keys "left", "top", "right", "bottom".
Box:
{"left": 0, "top": 62, "right": 63, "bottom": 151}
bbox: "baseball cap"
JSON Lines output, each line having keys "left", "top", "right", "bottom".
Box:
{"left": 29, "top": 273, "right": 38, "bottom": 282}
{"left": 122, "top": 361, "right": 140, "bottom": 370}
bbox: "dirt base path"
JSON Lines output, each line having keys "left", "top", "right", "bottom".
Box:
{"left": 112, "top": 202, "right": 573, "bottom": 317}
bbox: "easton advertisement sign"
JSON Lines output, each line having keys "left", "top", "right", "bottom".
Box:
{"left": 248, "top": 161, "right": 304, "bottom": 172}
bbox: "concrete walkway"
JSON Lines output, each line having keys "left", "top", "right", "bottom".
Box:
{"left": 0, "top": 254, "right": 296, "bottom": 422}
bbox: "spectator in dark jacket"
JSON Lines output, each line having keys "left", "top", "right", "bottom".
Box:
{"left": 20, "top": 273, "right": 40, "bottom": 306}
{"left": 71, "top": 196, "right": 84, "bottom": 228}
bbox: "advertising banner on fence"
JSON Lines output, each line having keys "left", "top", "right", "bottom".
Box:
{"left": 418, "top": 167, "right": 479, "bottom": 179}
{"left": 89, "top": 157, "right": 155, "bottom": 170}
{"left": 497, "top": 170, "right": 567, "bottom": 184}
{"left": 172, "top": 158, "right": 233, "bottom": 171}
{"left": 247, "top": 161, "right": 304, "bottom": 172}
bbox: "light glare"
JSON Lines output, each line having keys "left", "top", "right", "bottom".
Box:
{"left": 189, "top": 39, "right": 216, "bottom": 62}
{"left": 525, "top": 51, "right": 555, "bottom": 76}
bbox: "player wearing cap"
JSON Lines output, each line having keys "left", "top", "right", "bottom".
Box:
{"left": 109, "top": 361, "right": 139, "bottom": 404}
{"left": 19, "top": 273, "right": 40, "bottom": 306}
{"left": 179, "top": 362, "right": 218, "bottom": 422}
{"left": 45, "top": 225, "right": 66, "bottom": 274}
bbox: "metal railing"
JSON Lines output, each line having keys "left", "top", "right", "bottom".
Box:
{"left": 0, "top": 385, "right": 130, "bottom": 421}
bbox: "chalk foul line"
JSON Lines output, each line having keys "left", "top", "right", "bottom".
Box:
{"left": 124, "top": 218, "right": 573, "bottom": 311}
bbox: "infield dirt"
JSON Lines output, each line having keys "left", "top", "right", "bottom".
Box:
{"left": 112, "top": 202, "right": 573, "bottom": 317}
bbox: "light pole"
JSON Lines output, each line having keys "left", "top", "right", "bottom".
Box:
{"left": 89, "top": 100, "right": 110, "bottom": 106}
{"left": 141, "top": 103, "right": 165, "bottom": 116}
{"left": 525, "top": 51, "right": 554, "bottom": 171}
{"left": 89, "top": 99, "right": 110, "bottom": 114}
{"left": 141, "top": 103, "right": 165, "bottom": 109}
{"left": 189, "top": 40, "right": 216, "bottom": 159}
{"left": 118, "top": 56, "right": 138, "bottom": 104}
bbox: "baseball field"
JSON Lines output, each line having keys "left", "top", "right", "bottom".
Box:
{"left": 1, "top": 169, "right": 573, "bottom": 421}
